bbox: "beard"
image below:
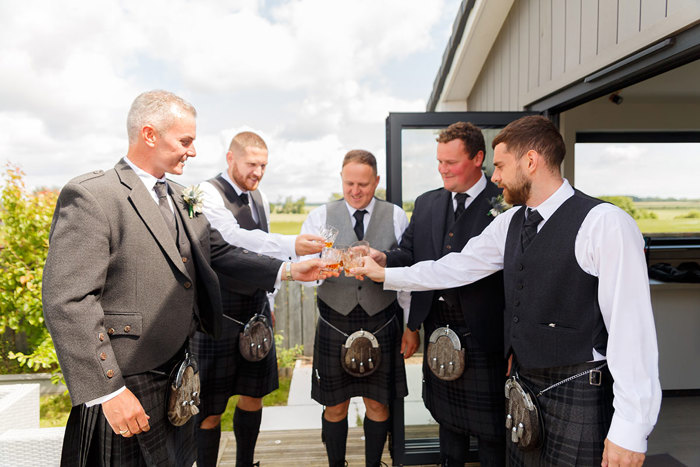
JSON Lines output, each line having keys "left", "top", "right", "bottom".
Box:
{"left": 502, "top": 168, "right": 531, "bottom": 205}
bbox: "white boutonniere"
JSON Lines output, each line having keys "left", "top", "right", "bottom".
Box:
{"left": 182, "top": 185, "right": 204, "bottom": 218}
{"left": 488, "top": 194, "right": 511, "bottom": 217}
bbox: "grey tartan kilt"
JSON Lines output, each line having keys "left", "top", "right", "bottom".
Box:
{"left": 422, "top": 322, "right": 506, "bottom": 441}
{"left": 62, "top": 371, "right": 196, "bottom": 467}
{"left": 191, "top": 293, "right": 278, "bottom": 418}
{"left": 311, "top": 299, "right": 408, "bottom": 407}
{"left": 508, "top": 361, "right": 614, "bottom": 467}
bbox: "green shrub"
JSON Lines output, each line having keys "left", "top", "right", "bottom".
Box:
{"left": 274, "top": 333, "right": 303, "bottom": 369}
{"left": 0, "top": 166, "right": 61, "bottom": 379}
{"left": 675, "top": 210, "right": 700, "bottom": 219}
{"left": 599, "top": 195, "right": 657, "bottom": 220}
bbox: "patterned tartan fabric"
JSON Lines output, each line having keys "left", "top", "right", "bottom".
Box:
{"left": 192, "top": 294, "right": 278, "bottom": 418}
{"left": 64, "top": 371, "right": 196, "bottom": 467}
{"left": 422, "top": 322, "right": 506, "bottom": 441}
{"left": 311, "top": 299, "right": 408, "bottom": 406}
{"left": 508, "top": 362, "right": 614, "bottom": 467}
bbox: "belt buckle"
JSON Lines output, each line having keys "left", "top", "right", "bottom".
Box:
{"left": 589, "top": 369, "right": 602, "bottom": 386}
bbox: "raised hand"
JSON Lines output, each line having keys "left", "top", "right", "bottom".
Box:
{"left": 295, "top": 234, "right": 325, "bottom": 256}
{"left": 369, "top": 247, "right": 387, "bottom": 267}
{"left": 289, "top": 258, "right": 339, "bottom": 281}
{"left": 350, "top": 255, "right": 385, "bottom": 282}
{"left": 102, "top": 388, "right": 150, "bottom": 438}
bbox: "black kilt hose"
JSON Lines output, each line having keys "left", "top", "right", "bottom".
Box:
{"left": 311, "top": 299, "right": 408, "bottom": 406}
{"left": 192, "top": 291, "right": 278, "bottom": 419}
{"left": 422, "top": 319, "right": 506, "bottom": 441}
{"left": 508, "top": 361, "right": 614, "bottom": 467}
{"left": 61, "top": 371, "right": 196, "bottom": 467}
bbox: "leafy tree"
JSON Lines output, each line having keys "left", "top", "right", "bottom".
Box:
{"left": 0, "top": 166, "right": 61, "bottom": 382}
{"left": 599, "top": 195, "right": 657, "bottom": 220}
{"left": 276, "top": 195, "right": 306, "bottom": 214}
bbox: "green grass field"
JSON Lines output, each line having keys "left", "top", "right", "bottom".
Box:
{"left": 634, "top": 201, "right": 700, "bottom": 234}
{"left": 269, "top": 213, "right": 307, "bottom": 235}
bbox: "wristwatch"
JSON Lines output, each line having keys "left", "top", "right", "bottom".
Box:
{"left": 284, "top": 261, "right": 293, "bottom": 281}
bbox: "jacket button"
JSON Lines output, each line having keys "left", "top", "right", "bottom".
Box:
{"left": 98, "top": 333, "right": 105, "bottom": 341}
{"left": 446, "top": 245, "right": 451, "bottom": 250}
{"left": 184, "top": 281, "right": 192, "bottom": 289}
{"left": 448, "top": 232, "right": 454, "bottom": 237}
{"left": 358, "top": 286, "right": 362, "bottom": 290}
{"left": 518, "top": 264, "right": 524, "bottom": 271}
{"left": 106, "top": 369, "right": 114, "bottom": 378}
{"left": 517, "top": 284, "right": 523, "bottom": 290}
{"left": 107, "top": 328, "right": 115, "bottom": 335}
{"left": 182, "top": 257, "right": 188, "bottom": 263}
{"left": 513, "top": 316, "right": 519, "bottom": 323}
{"left": 100, "top": 352, "right": 107, "bottom": 361}
{"left": 124, "top": 325, "right": 131, "bottom": 333}
{"left": 243, "top": 249, "right": 249, "bottom": 254}
{"left": 514, "top": 300, "right": 520, "bottom": 307}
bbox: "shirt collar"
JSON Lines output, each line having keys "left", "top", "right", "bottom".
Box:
{"left": 451, "top": 172, "right": 487, "bottom": 200}
{"left": 344, "top": 196, "right": 376, "bottom": 217}
{"left": 124, "top": 156, "right": 167, "bottom": 191}
{"left": 526, "top": 178, "right": 574, "bottom": 222}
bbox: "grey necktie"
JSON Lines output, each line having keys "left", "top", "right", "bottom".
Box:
{"left": 520, "top": 208, "right": 543, "bottom": 252}
{"left": 154, "top": 182, "right": 177, "bottom": 242}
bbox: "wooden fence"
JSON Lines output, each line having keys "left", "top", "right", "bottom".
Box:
{"left": 272, "top": 282, "right": 319, "bottom": 356}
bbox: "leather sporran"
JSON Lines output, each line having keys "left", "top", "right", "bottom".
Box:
{"left": 239, "top": 313, "right": 273, "bottom": 362}
{"left": 167, "top": 351, "right": 201, "bottom": 426}
{"left": 504, "top": 376, "right": 544, "bottom": 451}
{"left": 426, "top": 326, "right": 466, "bottom": 381}
{"left": 340, "top": 329, "right": 381, "bottom": 377}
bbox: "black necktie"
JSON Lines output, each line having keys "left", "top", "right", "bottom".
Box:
{"left": 353, "top": 209, "right": 367, "bottom": 241}
{"left": 153, "top": 182, "right": 177, "bottom": 242}
{"left": 520, "top": 208, "right": 543, "bottom": 252}
{"left": 454, "top": 192, "right": 469, "bottom": 220}
{"left": 239, "top": 192, "right": 249, "bottom": 205}
{"left": 236, "top": 191, "right": 257, "bottom": 227}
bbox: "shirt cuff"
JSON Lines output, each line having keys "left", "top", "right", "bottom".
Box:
{"left": 281, "top": 235, "right": 298, "bottom": 260}
{"left": 274, "top": 264, "right": 284, "bottom": 289}
{"left": 85, "top": 386, "right": 127, "bottom": 407}
{"left": 607, "top": 414, "right": 654, "bottom": 453}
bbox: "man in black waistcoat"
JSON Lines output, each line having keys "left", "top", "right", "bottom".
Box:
{"left": 355, "top": 116, "right": 661, "bottom": 467}
{"left": 193, "top": 131, "right": 323, "bottom": 467}
{"left": 372, "top": 122, "right": 506, "bottom": 466}
{"left": 42, "top": 90, "right": 328, "bottom": 467}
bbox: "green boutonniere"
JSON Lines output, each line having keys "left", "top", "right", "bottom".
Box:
{"left": 182, "top": 185, "right": 204, "bottom": 218}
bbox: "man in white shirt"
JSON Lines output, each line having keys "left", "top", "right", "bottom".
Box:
{"left": 193, "top": 131, "right": 323, "bottom": 467}
{"left": 300, "top": 150, "right": 409, "bottom": 467}
{"left": 355, "top": 116, "right": 661, "bottom": 467}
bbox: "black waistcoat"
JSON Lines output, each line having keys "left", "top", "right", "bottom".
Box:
{"left": 503, "top": 190, "right": 608, "bottom": 369}
{"left": 432, "top": 184, "right": 505, "bottom": 352}
{"left": 208, "top": 175, "right": 269, "bottom": 318}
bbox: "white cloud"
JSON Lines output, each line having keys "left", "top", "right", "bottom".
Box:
{"left": 0, "top": 0, "right": 459, "bottom": 203}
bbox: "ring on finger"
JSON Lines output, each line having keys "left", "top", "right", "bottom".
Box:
{"left": 119, "top": 428, "right": 129, "bottom": 435}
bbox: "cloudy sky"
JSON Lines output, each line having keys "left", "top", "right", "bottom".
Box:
{"left": 0, "top": 0, "right": 460, "bottom": 203}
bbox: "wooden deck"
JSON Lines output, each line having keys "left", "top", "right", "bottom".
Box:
{"left": 214, "top": 396, "right": 700, "bottom": 466}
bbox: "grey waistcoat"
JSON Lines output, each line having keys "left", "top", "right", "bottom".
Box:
{"left": 317, "top": 198, "right": 399, "bottom": 316}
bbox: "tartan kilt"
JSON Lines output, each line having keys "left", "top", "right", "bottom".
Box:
{"left": 61, "top": 371, "right": 196, "bottom": 467}
{"left": 311, "top": 299, "right": 408, "bottom": 406}
{"left": 422, "top": 324, "right": 506, "bottom": 441}
{"left": 508, "top": 361, "right": 614, "bottom": 467}
{"left": 192, "top": 293, "right": 278, "bottom": 418}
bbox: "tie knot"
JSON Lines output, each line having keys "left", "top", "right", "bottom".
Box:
{"left": 153, "top": 182, "right": 168, "bottom": 199}
{"left": 239, "top": 192, "right": 249, "bottom": 205}
{"left": 454, "top": 192, "right": 468, "bottom": 206}
{"left": 524, "top": 208, "right": 543, "bottom": 226}
{"left": 353, "top": 209, "right": 367, "bottom": 222}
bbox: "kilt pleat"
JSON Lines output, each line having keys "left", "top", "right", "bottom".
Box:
{"left": 507, "top": 362, "right": 614, "bottom": 467}
{"left": 311, "top": 299, "right": 408, "bottom": 406}
{"left": 192, "top": 296, "right": 278, "bottom": 418}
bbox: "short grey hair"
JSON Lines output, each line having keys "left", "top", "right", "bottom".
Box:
{"left": 126, "top": 90, "right": 197, "bottom": 143}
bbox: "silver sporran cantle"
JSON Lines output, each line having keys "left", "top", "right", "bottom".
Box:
{"left": 167, "top": 350, "right": 200, "bottom": 426}
{"left": 426, "top": 326, "right": 466, "bottom": 381}
{"left": 504, "top": 375, "right": 544, "bottom": 451}
{"left": 340, "top": 329, "right": 381, "bottom": 377}
{"left": 239, "top": 313, "right": 273, "bottom": 362}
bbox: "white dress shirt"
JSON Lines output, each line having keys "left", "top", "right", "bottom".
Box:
{"left": 384, "top": 179, "right": 661, "bottom": 453}
{"left": 200, "top": 172, "right": 298, "bottom": 261}
{"left": 451, "top": 171, "right": 487, "bottom": 212}
{"left": 300, "top": 197, "right": 412, "bottom": 321}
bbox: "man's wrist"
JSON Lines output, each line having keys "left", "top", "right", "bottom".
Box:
{"left": 284, "top": 261, "right": 293, "bottom": 281}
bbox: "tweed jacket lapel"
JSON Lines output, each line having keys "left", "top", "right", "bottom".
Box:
{"left": 431, "top": 188, "right": 451, "bottom": 259}
{"left": 114, "top": 159, "right": 189, "bottom": 277}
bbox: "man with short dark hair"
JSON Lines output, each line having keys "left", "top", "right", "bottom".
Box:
{"left": 300, "top": 150, "right": 410, "bottom": 467}
{"left": 372, "top": 121, "right": 506, "bottom": 466}
{"left": 355, "top": 115, "right": 661, "bottom": 467}
{"left": 42, "top": 90, "right": 326, "bottom": 466}
{"left": 193, "top": 130, "right": 323, "bottom": 467}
